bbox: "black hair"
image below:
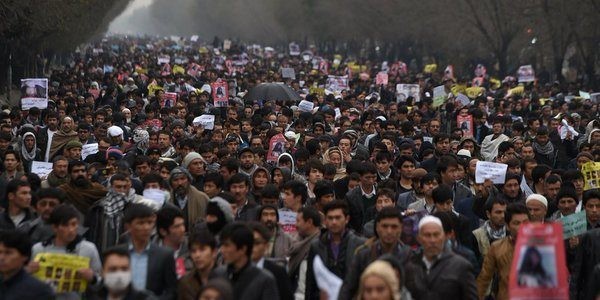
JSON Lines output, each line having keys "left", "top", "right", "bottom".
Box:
{"left": 219, "top": 222, "right": 254, "bottom": 258}
{"left": 305, "top": 158, "right": 325, "bottom": 177}
{"left": 432, "top": 133, "right": 450, "bottom": 145}
{"left": 2, "top": 149, "right": 20, "bottom": 162}
{"left": 532, "top": 165, "right": 552, "bottom": 184}
{"left": 505, "top": 203, "right": 530, "bottom": 224}
{"left": 375, "top": 151, "right": 393, "bottom": 163}
{"left": 204, "top": 172, "right": 224, "bottom": 189}
{"left": 5, "top": 179, "right": 30, "bottom": 201}
{"left": 583, "top": 189, "right": 600, "bottom": 207}
{"left": 156, "top": 206, "right": 185, "bottom": 238}
{"left": 247, "top": 221, "right": 272, "bottom": 241}
{"left": 374, "top": 207, "right": 403, "bottom": 238}
{"left": 432, "top": 184, "right": 454, "bottom": 204}
{"left": 142, "top": 173, "right": 167, "bottom": 189}
{"left": 221, "top": 158, "right": 240, "bottom": 172}
{"left": 556, "top": 185, "right": 578, "bottom": 204}
{"left": 433, "top": 211, "right": 457, "bottom": 234}
{"left": 376, "top": 188, "right": 396, "bottom": 203}
{"left": 34, "top": 187, "right": 65, "bottom": 206}
{"left": 102, "top": 246, "right": 130, "bottom": 264}
{"left": 544, "top": 174, "right": 561, "bottom": 185}
{"left": 358, "top": 161, "right": 377, "bottom": 176}
{"left": 188, "top": 229, "right": 217, "bottom": 250}
{"left": 259, "top": 184, "right": 280, "bottom": 200}
{"left": 420, "top": 173, "right": 441, "bottom": 187}
{"left": 68, "top": 160, "right": 87, "bottom": 173}
{"left": 299, "top": 206, "right": 322, "bottom": 228}
{"left": 323, "top": 200, "right": 349, "bottom": 216}
{"left": 283, "top": 180, "right": 308, "bottom": 204}
{"left": 484, "top": 197, "right": 508, "bottom": 213}
{"left": 109, "top": 173, "right": 129, "bottom": 185}
{"left": 436, "top": 155, "right": 458, "bottom": 175}
{"left": 123, "top": 203, "right": 155, "bottom": 224}
{"left": 257, "top": 204, "right": 279, "bottom": 222}
{"left": 0, "top": 230, "right": 32, "bottom": 260}
{"left": 48, "top": 204, "right": 80, "bottom": 226}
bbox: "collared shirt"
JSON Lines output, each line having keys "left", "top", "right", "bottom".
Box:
{"left": 360, "top": 185, "right": 376, "bottom": 198}
{"left": 256, "top": 257, "right": 265, "bottom": 269}
{"left": 422, "top": 253, "right": 442, "bottom": 274}
{"left": 129, "top": 242, "right": 151, "bottom": 290}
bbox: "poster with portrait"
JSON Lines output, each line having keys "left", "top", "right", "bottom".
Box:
{"left": 211, "top": 79, "right": 229, "bottom": 107}
{"left": 33, "top": 253, "right": 91, "bottom": 293}
{"left": 395, "top": 84, "right": 420, "bottom": 103}
{"left": 457, "top": 114, "right": 474, "bottom": 137}
{"left": 289, "top": 42, "right": 300, "bottom": 56}
{"left": 21, "top": 78, "right": 48, "bottom": 110}
{"left": 509, "top": 222, "right": 568, "bottom": 300}
{"left": 267, "top": 133, "right": 286, "bottom": 163}
{"left": 326, "top": 76, "right": 349, "bottom": 92}
{"left": 517, "top": 65, "right": 535, "bottom": 83}
{"left": 376, "top": 72, "right": 388, "bottom": 85}
{"left": 581, "top": 161, "right": 600, "bottom": 190}
{"left": 162, "top": 92, "right": 177, "bottom": 108}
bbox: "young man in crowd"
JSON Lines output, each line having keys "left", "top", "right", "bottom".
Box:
{"left": 178, "top": 231, "right": 218, "bottom": 300}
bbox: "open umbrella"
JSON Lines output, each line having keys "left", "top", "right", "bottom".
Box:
{"left": 244, "top": 82, "right": 301, "bottom": 102}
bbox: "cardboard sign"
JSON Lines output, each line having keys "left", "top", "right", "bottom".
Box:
{"left": 190, "top": 35, "right": 199, "bottom": 42}
{"left": 298, "top": 100, "right": 314, "bottom": 112}
{"left": 162, "top": 92, "right": 177, "bottom": 108}
{"left": 557, "top": 211, "right": 587, "bottom": 239}
{"left": 192, "top": 114, "right": 215, "bottom": 130}
{"left": 376, "top": 72, "right": 389, "bottom": 85}
{"left": 325, "top": 76, "right": 349, "bottom": 92}
{"left": 21, "top": 78, "right": 48, "bottom": 110}
{"left": 432, "top": 85, "right": 446, "bottom": 108}
{"left": 457, "top": 114, "right": 474, "bottom": 137}
{"left": 456, "top": 93, "right": 471, "bottom": 106}
{"left": 396, "top": 84, "right": 420, "bottom": 103}
{"left": 267, "top": 134, "right": 286, "bottom": 163}
{"left": 289, "top": 43, "right": 300, "bottom": 56}
{"left": 517, "top": 65, "right": 535, "bottom": 83}
{"left": 223, "top": 39, "right": 231, "bottom": 50}
{"left": 278, "top": 210, "right": 297, "bottom": 234}
{"left": 581, "top": 161, "right": 600, "bottom": 190}
{"left": 281, "top": 67, "right": 296, "bottom": 79}
{"left": 33, "top": 253, "right": 91, "bottom": 293}
{"left": 157, "top": 55, "right": 170, "bottom": 65}
{"left": 81, "top": 143, "right": 99, "bottom": 160}
{"left": 509, "top": 223, "right": 568, "bottom": 300}
{"left": 31, "top": 161, "right": 53, "bottom": 179}
{"left": 475, "top": 161, "right": 508, "bottom": 184}
{"left": 211, "top": 80, "right": 229, "bottom": 107}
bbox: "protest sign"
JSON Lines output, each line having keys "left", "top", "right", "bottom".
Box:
{"left": 267, "top": 134, "right": 286, "bottom": 163}
{"left": 145, "top": 119, "right": 163, "bottom": 131}
{"left": 190, "top": 35, "right": 199, "bottom": 42}
{"left": 33, "top": 253, "right": 91, "bottom": 293}
{"left": 557, "top": 211, "right": 587, "bottom": 239}
{"left": 581, "top": 161, "right": 600, "bottom": 190}
{"left": 313, "top": 255, "right": 342, "bottom": 300}
{"left": 509, "top": 222, "right": 568, "bottom": 300}
{"left": 474, "top": 64, "right": 487, "bottom": 77}
{"left": 289, "top": 43, "right": 300, "bottom": 56}
{"left": 517, "top": 65, "right": 535, "bottom": 82}
{"left": 326, "top": 76, "right": 349, "bottom": 92}
{"left": 396, "top": 84, "right": 420, "bottom": 103}
{"left": 223, "top": 39, "right": 231, "bottom": 50}
{"left": 278, "top": 210, "right": 297, "bottom": 234}
{"left": 591, "top": 93, "right": 600, "bottom": 103}
{"left": 21, "top": 78, "right": 48, "bottom": 110}
{"left": 162, "top": 92, "right": 177, "bottom": 108}
{"left": 432, "top": 85, "right": 446, "bottom": 108}
{"left": 375, "top": 72, "right": 388, "bottom": 85}
{"left": 456, "top": 93, "right": 471, "bottom": 106}
{"left": 157, "top": 55, "right": 170, "bottom": 65}
{"left": 81, "top": 143, "right": 99, "bottom": 160}
{"left": 211, "top": 79, "right": 229, "bottom": 107}
{"left": 457, "top": 114, "right": 474, "bottom": 137}
{"left": 475, "top": 161, "right": 508, "bottom": 184}
{"left": 103, "top": 65, "right": 114, "bottom": 74}
{"left": 579, "top": 90, "right": 590, "bottom": 100}
{"left": 31, "top": 161, "right": 53, "bottom": 179}
{"left": 192, "top": 114, "right": 215, "bottom": 130}
{"left": 298, "top": 100, "right": 314, "bottom": 112}
{"left": 281, "top": 67, "right": 296, "bottom": 79}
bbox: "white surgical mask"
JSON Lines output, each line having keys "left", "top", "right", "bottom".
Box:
{"left": 103, "top": 271, "right": 131, "bottom": 292}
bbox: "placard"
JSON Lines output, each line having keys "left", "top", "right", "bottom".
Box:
{"left": 289, "top": 43, "right": 300, "bottom": 56}
{"left": 81, "top": 143, "right": 99, "bottom": 160}
{"left": 157, "top": 55, "right": 170, "bottom": 65}
{"left": 432, "top": 85, "right": 446, "bottom": 108}
{"left": 396, "top": 84, "right": 420, "bottom": 103}
{"left": 21, "top": 78, "right": 48, "bottom": 110}
{"left": 298, "top": 100, "right": 314, "bottom": 112}
{"left": 581, "top": 161, "right": 600, "bottom": 190}
{"left": 457, "top": 114, "right": 474, "bottom": 138}
{"left": 223, "top": 39, "right": 231, "bottom": 50}
{"left": 278, "top": 210, "right": 297, "bottom": 234}
{"left": 267, "top": 134, "right": 286, "bottom": 163}
{"left": 475, "top": 161, "right": 508, "bottom": 184}
{"left": 376, "top": 72, "right": 388, "bottom": 85}
{"left": 517, "top": 65, "right": 535, "bottom": 83}
{"left": 325, "top": 76, "right": 349, "bottom": 92}
{"left": 31, "top": 161, "right": 53, "bottom": 179}
{"left": 211, "top": 80, "right": 229, "bottom": 107}
{"left": 190, "top": 35, "right": 199, "bottom": 42}
{"left": 456, "top": 93, "right": 471, "bottom": 106}
{"left": 281, "top": 67, "right": 296, "bottom": 79}
{"left": 509, "top": 223, "right": 568, "bottom": 300}
{"left": 162, "top": 92, "right": 177, "bottom": 108}
{"left": 192, "top": 114, "right": 215, "bottom": 130}
{"left": 33, "top": 253, "right": 91, "bottom": 293}
{"left": 557, "top": 211, "right": 587, "bottom": 239}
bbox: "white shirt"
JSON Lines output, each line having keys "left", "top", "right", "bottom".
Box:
{"left": 45, "top": 129, "right": 57, "bottom": 162}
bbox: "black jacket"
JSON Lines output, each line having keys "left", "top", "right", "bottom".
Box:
{"left": 88, "top": 285, "right": 157, "bottom": 300}
{"left": 0, "top": 269, "right": 54, "bottom": 300}
{"left": 264, "top": 259, "right": 293, "bottom": 300}
{"left": 305, "top": 230, "right": 365, "bottom": 300}
{"left": 570, "top": 228, "right": 600, "bottom": 300}
{"left": 345, "top": 187, "right": 376, "bottom": 233}
{"left": 213, "top": 262, "right": 279, "bottom": 300}
{"left": 405, "top": 248, "right": 478, "bottom": 300}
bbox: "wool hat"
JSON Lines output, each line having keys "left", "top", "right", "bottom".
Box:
{"left": 106, "top": 147, "right": 123, "bottom": 160}
{"left": 182, "top": 152, "right": 206, "bottom": 169}
{"left": 169, "top": 167, "right": 192, "bottom": 182}
{"left": 526, "top": 194, "right": 548, "bottom": 208}
{"left": 64, "top": 140, "right": 83, "bottom": 150}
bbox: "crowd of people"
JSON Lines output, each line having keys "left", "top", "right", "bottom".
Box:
{"left": 0, "top": 35, "right": 599, "bottom": 300}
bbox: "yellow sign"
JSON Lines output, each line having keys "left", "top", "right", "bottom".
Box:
{"left": 581, "top": 161, "right": 600, "bottom": 190}
{"left": 172, "top": 65, "right": 185, "bottom": 75}
{"left": 34, "top": 253, "right": 91, "bottom": 293}
{"left": 424, "top": 64, "right": 437, "bottom": 74}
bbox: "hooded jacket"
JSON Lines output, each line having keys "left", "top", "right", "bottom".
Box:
{"left": 19, "top": 131, "right": 41, "bottom": 173}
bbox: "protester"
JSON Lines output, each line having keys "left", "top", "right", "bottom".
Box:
{"left": 178, "top": 230, "right": 218, "bottom": 300}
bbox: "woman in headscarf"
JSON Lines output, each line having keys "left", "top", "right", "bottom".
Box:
{"left": 322, "top": 146, "right": 346, "bottom": 181}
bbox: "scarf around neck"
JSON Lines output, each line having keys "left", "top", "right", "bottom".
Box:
{"left": 484, "top": 220, "right": 506, "bottom": 241}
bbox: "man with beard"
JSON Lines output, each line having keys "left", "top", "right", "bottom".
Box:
{"left": 182, "top": 152, "right": 207, "bottom": 191}
{"left": 41, "top": 156, "right": 69, "bottom": 188}
{"left": 480, "top": 118, "right": 510, "bottom": 162}
{"left": 48, "top": 116, "right": 78, "bottom": 160}
{"left": 19, "top": 131, "right": 41, "bottom": 173}
{"left": 238, "top": 148, "right": 258, "bottom": 176}
{"left": 107, "top": 125, "right": 133, "bottom": 153}
{"left": 84, "top": 137, "right": 110, "bottom": 165}
{"left": 228, "top": 173, "right": 260, "bottom": 221}
{"left": 257, "top": 205, "right": 294, "bottom": 261}
{"left": 59, "top": 160, "right": 107, "bottom": 214}
{"left": 169, "top": 167, "right": 209, "bottom": 229}
{"left": 37, "top": 111, "right": 59, "bottom": 162}
{"left": 85, "top": 173, "right": 139, "bottom": 252}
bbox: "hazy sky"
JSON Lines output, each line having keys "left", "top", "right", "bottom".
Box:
{"left": 108, "top": 0, "right": 154, "bottom": 34}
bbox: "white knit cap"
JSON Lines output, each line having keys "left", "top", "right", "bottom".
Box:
{"left": 526, "top": 194, "right": 548, "bottom": 208}
{"left": 418, "top": 215, "right": 443, "bottom": 231}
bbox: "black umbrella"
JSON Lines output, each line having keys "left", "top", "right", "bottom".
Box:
{"left": 244, "top": 82, "right": 301, "bottom": 102}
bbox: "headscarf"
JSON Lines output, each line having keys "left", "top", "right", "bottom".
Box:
{"left": 49, "top": 118, "right": 78, "bottom": 159}
{"left": 20, "top": 132, "right": 37, "bottom": 161}
{"left": 133, "top": 128, "right": 150, "bottom": 153}
{"left": 322, "top": 146, "right": 346, "bottom": 181}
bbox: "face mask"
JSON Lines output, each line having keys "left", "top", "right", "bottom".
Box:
{"left": 103, "top": 271, "right": 131, "bottom": 292}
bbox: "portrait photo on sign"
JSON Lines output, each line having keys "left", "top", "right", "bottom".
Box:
{"left": 516, "top": 245, "right": 557, "bottom": 288}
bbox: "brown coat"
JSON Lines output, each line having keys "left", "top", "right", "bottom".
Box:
{"left": 476, "top": 237, "right": 515, "bottom": 300}
{"left": 170, "top": 185, "right": 208, "bottom": 227}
